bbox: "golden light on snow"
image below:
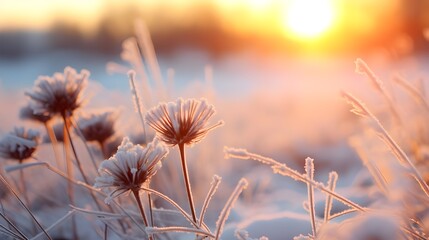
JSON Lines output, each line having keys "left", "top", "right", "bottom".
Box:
{"left": 282, "top": 0, "right": 336, "bottom": 39}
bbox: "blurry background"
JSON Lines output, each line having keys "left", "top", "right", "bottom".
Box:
{"left": 1, "top": 0, "right": 429, "bottom": 174}
{"left": 1, "top": 0, "right": 429, "bottom": 89}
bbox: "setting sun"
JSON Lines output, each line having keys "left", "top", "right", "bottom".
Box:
{"left": 283, "top": 0, "right": 336, "bottom": 39}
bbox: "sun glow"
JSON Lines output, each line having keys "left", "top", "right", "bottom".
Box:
{"left": 283, "top": 0, "right": 336, "bottom": 39}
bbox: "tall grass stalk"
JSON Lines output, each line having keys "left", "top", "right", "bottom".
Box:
{"left": 323, "top": 171, "right": 338, "bottom": 223}
{"left": 393, "top": 74, "right": 429, "bottom": 112}
{"left": 342, "top": 91, "right": 429, "bottom": 197}
{"left": 135, "top": 20, "right": 167, "bottom": 102}
{"left": 214, "top": 178, "right": 248, "bottom": 240}
{"left": 355, "top": 58, "right": 402, "bottom": 124}
{"left": 304, "top": 158, "right": 317, "bottom": 237}
{"left": 129, "top": 71, "right": 147, "bottom": 141}
{"left": 199, "top": 175, "right": 222, "bottom": 227}
{"left": 224, "top": 147, "right": 365, "bottom": 212}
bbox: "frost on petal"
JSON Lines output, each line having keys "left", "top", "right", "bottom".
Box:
{"left": 94, "top": 137, "right": 168, "bottom": 203}
{"left": 0, "top": 127, "right": 39, "bottom": 161}
{"left": 25, "top": 67, "right": 88, "bottom": 117}
{"left": 145, "top": 98, "right": 222, "bottom": 146}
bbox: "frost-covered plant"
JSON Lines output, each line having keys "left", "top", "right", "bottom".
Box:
{"left": 25, "top": 66, "right": 88, "bottom": 118}
{"left": 77, "top": 111, "right": 117, "bottom": 145}
{"left": 95, "top": 137, "right": 168, "bottom": 228}
{"left": 0, "top": 127, "right": 39, "bottom": 162}
{"left": 145, "top": 98, "right": 224, "bottom": 223}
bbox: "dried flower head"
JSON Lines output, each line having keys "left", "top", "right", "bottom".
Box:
{"left": 78, "top": 111, "right": 117, "bottom": 144}
{"left": 20, "top": 104, "right": 52, "bottom": 123}
{"left": 0, "top": 127, "right": 39, "bottom": 162}
{"left": 25, "top": 67, "right": 88, "bottom": 118}
{"left": 145, "top": 98, "right": 224, "bottom": 146}
{"left": 94, "top": 137, "right": 168, "bottom": 204}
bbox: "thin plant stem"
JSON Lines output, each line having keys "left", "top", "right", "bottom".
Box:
{"left": 0, "top": 212, "right": 27, "bottom": 240}
{"left": 215, "top": 178, "right": 248, "bottom": 240}
{"left": 146, "top": 226, "right": 215, "bottom": 238}
{"left": 199, "top": 175, "right": 221, "bottom": 227}
{"left": 324, "top": 172, "right": 338, "bottom": 223}
{"left": 305, "top": 158, "right": 317, "bottom": 238}
{"left": 178, "top": 143, "right": 197, "bottom": 223}
{"left": 70, "top": 117, "right": 99, "bottom": 174}
{"left": 63, "top": 115, "right": 90, "bottom": 184}
{"left": 44, "top": 122, "right": 61, "bottom": 168}
{"left": 132, "top": 190, "right": 149, "bottom": 227}
{"left": 19, "top": 168, "right": 37, "bottom": 234}
{"left": 0, "top": 174, "right": 51, "bottom": 240}
{"left": 61, "top": 117, "right": 77, "bottom": 240}
{"left": 63, "top": 115, "right": 102, "bottom": 211}
{"left": 132, "top": 190, "right": 153, "bottom": 240}
{"left": 129, "top": 71, "right": 147, "bottom": 141}
{"left": 25, "top": 159, "right": 138, "bottom": 234}
{"left": 139, "top": 187, "right": 210, "bottom": 231}
{"left": 342, "top": 92, "right": 429, "bottom": 198}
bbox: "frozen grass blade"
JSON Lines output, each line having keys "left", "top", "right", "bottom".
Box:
{"left": 393, "top": 74, "right": 429, "bottom": 112}
{"left": 342, "top": 91, "right": 429, "bottom": 198}
{"left": 69, "top": 205, "right": 124, "bottom": 219}
{"left": 215, "top": 178, "right": 248, "bottom": 240}
{"left": 0, "top": 174, "right": 51, "bottom": 239}
{"left": 122, "top": 37, "right": 152, "bottom": 106}
{"left": 129, "top": 70, "right": 147, "bottom": 141}
{"left": 0, "top": 224, "right": 26, "bottom": 240}
{"left": 349, "top": 137, "right": 389, "bottom": 195}
{"left": 139, "top": 187, "right": 209, "bottom": 231}
{"left": 146, "top": 226, "right": 215, "bottom": 238}
{"left": 30, "top": 210, "right": 75, "bottom": 240}
{"left": 304, "top": 158, "right": 317, "bottom": 237}
{"left": 225, "top": 147, "right": 365, "bottom": 212}
{"left": 323, "top": 171, "right": 338, "bottom": 223}
{"left": 355, "top": 58, "right": 402, "bottom": 123}
{"left": 199, "top": 175, "right": 222, "bottom": 227}
{"left": 0, "top": 212, "right": 27, "bottom": 240}
{"left": 328, "top": 208, "right": 358, "bottom": 221}
{"left": 135, "top": 20, "right": 167, "bottom": 101}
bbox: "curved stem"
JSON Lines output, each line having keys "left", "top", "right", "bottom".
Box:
{"left": 178, "top": 143, "right": 197, "bottom": 223}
